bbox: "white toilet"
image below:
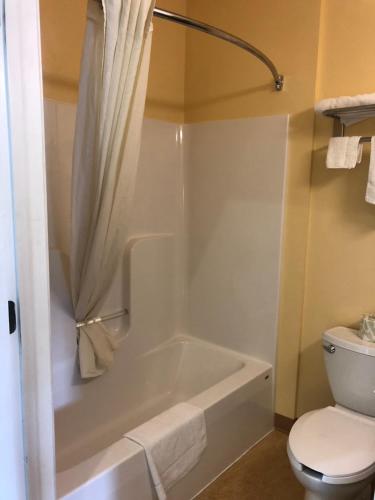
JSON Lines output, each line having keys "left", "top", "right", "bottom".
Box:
{"left": 288, "top": 326, "right": 375, "bottom": 500}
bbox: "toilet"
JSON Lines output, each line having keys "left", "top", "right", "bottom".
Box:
{"left": 288, "top": 327, "right": 375, "bottom": 500}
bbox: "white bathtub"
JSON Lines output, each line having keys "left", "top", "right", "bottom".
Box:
{"left": 56, "top": 335, "right": 273, "bottom": 500}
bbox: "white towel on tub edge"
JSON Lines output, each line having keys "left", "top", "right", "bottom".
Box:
{"left": 125, "top": 402, "right": 207, "bottom": 500}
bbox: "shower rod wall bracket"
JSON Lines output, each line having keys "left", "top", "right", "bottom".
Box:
{"left": 153, "top": 7, "right": 284, "bottom": 92}
{"left": 275, "top": 75, "right": 284, "bottom": 92}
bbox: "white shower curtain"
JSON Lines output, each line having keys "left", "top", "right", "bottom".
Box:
{"left": 71, "top": 0, "right": 154, "bottom": 378}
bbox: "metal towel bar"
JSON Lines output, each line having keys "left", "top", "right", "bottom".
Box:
{"left": 76, "top": 308, "right": 129, "bottom": 329}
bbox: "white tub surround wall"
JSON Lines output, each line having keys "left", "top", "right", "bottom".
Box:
{"left": 44, "top": 100, "right": 76, "bottom": 256}
{"left": 187, "top": 116, "right": 289, "bottom": 367}
{"left": 44, "top": 101, "right": 185, "bottom": 271}
{"left": 45, "top": 100, "right": 288, "bottom": 499}
{"left": 45, "top": 100, "right": 185, "bottom": 387}
{"left": 130, "top": 119, "right": 186, "bottom": 335}
{"left": 51, "top": 235, "right": 176, "bottom": 416}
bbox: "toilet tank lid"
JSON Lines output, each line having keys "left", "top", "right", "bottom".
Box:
{"left": 323, "top": 327, "right": 375, "bottom": 357}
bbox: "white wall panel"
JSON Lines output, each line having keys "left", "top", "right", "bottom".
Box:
{"left": 187, "top": 116, "right": 288, "bottom": 366}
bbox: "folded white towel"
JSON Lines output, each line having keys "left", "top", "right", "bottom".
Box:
{"left": 315, "top": 93, "right": 375, "bottom": 112}
{"left": 365, "top": 138, "right": 375, "bottom": 204}
{"left": 326, "top": 137, "right": 363, "bottom": 169}
{"left": 315, "top": 93, "right": 375, "bottom": 126}
{"left": 125, "top": 403, "right": 207, "bottom": 500}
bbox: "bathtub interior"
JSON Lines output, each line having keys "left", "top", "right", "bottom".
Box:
{"left": 57, "top": 350, "right": 273, "bottom": 500}
{"left": 45, "top": 101, "right": 288, "bottom": 495}
{"left": 55, "top": 334, "right": 247, "bottom": 472}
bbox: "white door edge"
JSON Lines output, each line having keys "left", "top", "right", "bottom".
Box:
{"left": 0, "top": 0, "right": 26, "bottom": 497}
{"left": 4, "top": 0, "right": 56, "bottom": 499}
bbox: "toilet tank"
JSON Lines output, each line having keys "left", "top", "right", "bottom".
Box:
{"left": 323, "top": 327, "right": 375, "bottom": 417}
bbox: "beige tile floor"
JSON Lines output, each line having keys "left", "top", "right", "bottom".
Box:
{"left": 196, "top": 431, "right": 304, "bottom": 500}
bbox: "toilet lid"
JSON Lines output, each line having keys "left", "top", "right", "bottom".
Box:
{"left": 288, "top": 406, "right": 375, "bottom": 482}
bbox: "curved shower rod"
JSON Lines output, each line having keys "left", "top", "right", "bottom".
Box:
{"left": 153, "top": 8, "right": 284, "bottom": 91}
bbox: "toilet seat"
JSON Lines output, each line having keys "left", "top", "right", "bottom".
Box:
{"left": 288, "top": 406, "right": 375, "bottom": 485}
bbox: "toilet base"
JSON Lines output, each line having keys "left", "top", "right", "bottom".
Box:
{"left": 290, "top": 462, "right": 373, "bottom": 500}
{"left": 304, "top": 492, "right": 325, "bottom": 500}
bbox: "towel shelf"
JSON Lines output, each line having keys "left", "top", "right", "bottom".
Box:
{"left": 321, "top": 104, "right": 375, "bottom": 139}
{"left": 322, "top": 104, "right": 375, "bottom": 121}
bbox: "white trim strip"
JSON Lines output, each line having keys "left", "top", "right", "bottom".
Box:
{"left": 4, "top": 0, "right": 56, "bottom": 498}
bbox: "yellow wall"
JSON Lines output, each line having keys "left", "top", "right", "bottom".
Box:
{"left": 146, "top": 0, "right": 186, "bottom": 122}
{"left": 39, "top": 0, "right": 87, "bottom": 103}
{"left": 297, "top": 0, "right": 375, "bottom": 416}
{"left": 39, "top": 0, "right": 186, "bottom": 122}
{"left": 185, "top": 0, "right": 322, "bottom": 418}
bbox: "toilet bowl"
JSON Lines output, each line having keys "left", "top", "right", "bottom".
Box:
{"left": 288, "top": 406, "right": 375, "bottom": 499}
{"left": 287, "top": 327, "right": 375, "bottom": 500}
